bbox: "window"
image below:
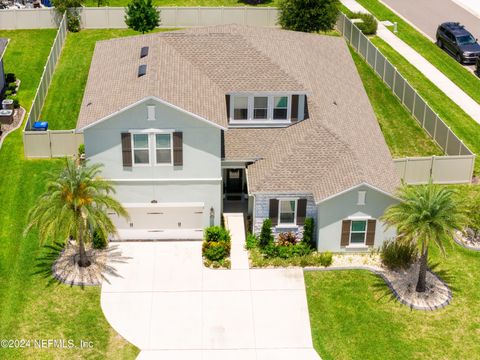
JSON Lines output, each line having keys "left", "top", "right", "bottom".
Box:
{"left": 155, "top": 134, "right": 172, "bottom": 164}
{"left": 273, "top": 96, "right": 288, "bottom": 120}
{"left": 253, "top": 96, "right": 268, "bottom": 119}
{"left": 350, "top": 220, "right": 367, "bottom": 244}
{"left": 233, "top": 96, "right": 248, "bottom": 120}
{"left": 132, "top": 133, "right": 150, "bottom": 165}
{"left": 279, "top": 199, "right": 296, "bottom": 225}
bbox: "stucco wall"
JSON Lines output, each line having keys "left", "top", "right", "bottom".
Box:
{"left": 317, "top": 185, "right": 398, "bottom": 252}
{"left": 83, "top": 98, "right": 222, "bottom": 227}
{"left": 253, "top": 193, "right": 317, "bottom": 240}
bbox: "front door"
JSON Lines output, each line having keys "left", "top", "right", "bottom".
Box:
{"left": 226, "top": 169, "right": 243, "bottom": 199}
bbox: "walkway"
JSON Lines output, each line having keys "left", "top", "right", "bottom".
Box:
{"left": 341, "top": 0, "right": 480, "bottom": 125}
{"left": 224, "top": 212, "right": 249, "bottom": 269}
{"left": 101, "top": 241, "right": 320, "bottom": 360}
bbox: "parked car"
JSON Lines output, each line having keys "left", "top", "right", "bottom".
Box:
{"left": 436, "top": 22, "right": 480, "bottom": 64}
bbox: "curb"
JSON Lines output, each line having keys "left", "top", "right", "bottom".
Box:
{"left": 304, "top": 265, "right": 452, "bottom": 311}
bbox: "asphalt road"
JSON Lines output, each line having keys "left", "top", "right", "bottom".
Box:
{"left": 381, "top": 0, "right": 480, "bottom": 40}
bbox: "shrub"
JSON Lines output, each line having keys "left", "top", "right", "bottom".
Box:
{"left": 277, "top": 232, "right": 297, "bottom": 246}
{"left": 7, "top": 83, "right": 16, "bottom": 92}
{"left": 259, "top": 218, "right": 274, "bottom": 248}
{"left": 278, "top": 0, "right": 340, "bottom": 33}
{"left": 262, "top": 243, "right": 278, "bottom": 258}
{"left": 92, "top": 229, "right": 108, "bottom": 249}
{"left": 245, "top": 233, "right": 258, "bottom": 250}
{"left": 203, "top": 241, "right": 230, "bottom": 262}
{"left": 380, "top": 239, "right": 418, "bottom": 270}
{"left": 4, "top": 90, "right": 12, "bottom": 96}
{"left": 302, "top": 217, "right": 315, "bottom": 248}
{"left": 66, "top": 12, "right": 81, "bottom": 32}
{"left": 241, "top": 0, "right": 266, "bottom": 3}
{"left": 6, "top": 95, "right": 19, "bottom": 109}
{"left": 319, "top": 251, "right": 333, "bottom": 267}
{"left": 125, "top": 0, "right": 160, "bottom": 34}
{"left": 204, "top": 226, "right": 231, "bottom": 243}
{"left": 5, "top": 73, "right": 15, "bottom": 83}
{"left": 350, "top": 12, "right": 378, "bottom": 35}
{"left": 78, "top": 143, "right": 85, "bottom": 157}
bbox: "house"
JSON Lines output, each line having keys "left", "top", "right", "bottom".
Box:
{"left": 0, "top": 38, "right": 8, "bottom": 95}
{"left": 76, "top": 25, "right": 400, "bottom": 251}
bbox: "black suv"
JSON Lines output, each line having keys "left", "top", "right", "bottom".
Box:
{"left": 436, "top": 22, "right": 480, "bottom": 64}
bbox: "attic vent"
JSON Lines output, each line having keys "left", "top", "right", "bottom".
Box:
{"left": 138, "top": 64, "right": 147, "bottom": 77}
{"left": 140, "top": 46, "right": 149, "bottom": 58}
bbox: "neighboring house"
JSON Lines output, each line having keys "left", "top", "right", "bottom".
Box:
{"left": 0, "top": 38, "right": 8, "bottom": 95}
{"left": 76, "top": 25, "right": 400, "bottom": 251}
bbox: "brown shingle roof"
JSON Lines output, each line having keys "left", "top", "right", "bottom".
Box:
{"left": 77, "top": 25, "right": 400, "bottom": 202}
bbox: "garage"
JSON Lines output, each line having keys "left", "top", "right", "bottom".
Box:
{"left": 109, "top": 202, "right": 205, "bottom": 240}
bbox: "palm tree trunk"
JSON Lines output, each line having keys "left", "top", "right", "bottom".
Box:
{"left": 77, "top": 217, "right": 91, "bottom": 268}
{"left": 416, "top": 248, "right": 428, "bottom": 292}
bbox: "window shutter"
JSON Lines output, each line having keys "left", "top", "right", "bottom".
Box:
{"left": 269, "top": 199, "right": 279, "bottom": 226}
{"left": 173, "top": 132, "right": 183, "bottom": 166}
{"left": 296, "top": 198, "right": 307, "bottom": 225}
{"left": 341, "top": 220, "right": 351, "bottom": 246}
{"left": 121, "top": 132, "right": 132, "bottom": 167}
{"left": 291, "top": 94, "right": 299, "bottom": 122}
{"left": 366, "top": 219, "right": 376, "bottom": 246}
{"left": 225, "top": 95, "right": 230, "bottom": 119}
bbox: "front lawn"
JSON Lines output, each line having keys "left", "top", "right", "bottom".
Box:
{"left": 350, "top": 48, "right": 442, "bottom": 158}
{"left": 355, "top": 0, "right": 480, "bottom": 107}
{"left": 83, "top": 0, "right": 278, "bottom": 7}
{"left": 41, "top": 28, "right": 176, "bottom": 130}
{"left": 306, "top": 236, "right": 480, "bottom": 360}
{"left": 0, "top": 30, "right": 138, "bottom": 359}
{"left": 371, "top": 37, "right": 480, "bottom": 173}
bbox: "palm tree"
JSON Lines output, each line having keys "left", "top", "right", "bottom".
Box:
{"left": 382, "top": 183, "right": 465, "bottom": 292}
{"left": 24, "top": 159, "right": 128, "bottom": 267}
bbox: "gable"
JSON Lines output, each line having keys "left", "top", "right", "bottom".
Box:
{"left": 77, "top": 96, "right": 227, "bottom": 132}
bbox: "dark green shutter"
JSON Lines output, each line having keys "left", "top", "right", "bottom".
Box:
{"left": 341, "top": 220, "right": 351, "bottom": 246}
{"left": 296, "top": 198, "right": 307, "bottom": 225}
{"left": 291, "top": 94, "right": 299, "bottom": 122}
{"left": 121, "top": 132, "right": 132, "bottom": 167}
{"left": 173, "top": 132, "right": 183, "bottom": 166}
{"left": 269, "top": 199, "right": 279, "bottom": 226}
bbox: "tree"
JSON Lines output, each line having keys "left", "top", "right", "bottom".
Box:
{"left": 125, "top": 0, "right": 160, "bottom": 34}
{"left": 278, "top": 0, "right": 340, "bottom": 33}
{"left": 24, "top": 159, "right": 128, "bottom": 268}
{"left": 51, "top": 0, "right": 83, "bottom": 32}
{"left": 382, "top": 183, "right": 465, "bottom": 292}
{"left": 259, "top": 218, "right": 274, "bottom": 248}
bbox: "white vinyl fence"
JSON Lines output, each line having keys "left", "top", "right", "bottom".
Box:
{"left": 23, "top": 12, "right": 70, "bottom": 158}
{"left": 0, "top": 7, "right": 279, "bottom": 30}
{"left": 337, "top": 13, "right": 475, "bottom": 184}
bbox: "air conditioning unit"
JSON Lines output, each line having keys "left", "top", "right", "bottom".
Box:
{"left": 0, "top": 109, "right": 13, "bottom": 125}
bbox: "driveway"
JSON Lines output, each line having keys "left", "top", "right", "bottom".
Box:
{"left": 101, "top": 241, "right": 320, "bottom": 359}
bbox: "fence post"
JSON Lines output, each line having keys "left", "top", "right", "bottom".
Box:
{"left": 430, "top": 155, "right": 435, "bottom": 181}
{"left": 392, "top": 68, "right": 397, "bottom": 93}
{"left": 445, "top": 127, "right": 450, "bottom": 154}
{"left": 411, "top": 92, "right": 416, "bottom": 117}
{"left": 343, "top": 13, "right": 346, "bottom": 36}
{"left": 421, "top": 102, "right": 427, "bottom": 129}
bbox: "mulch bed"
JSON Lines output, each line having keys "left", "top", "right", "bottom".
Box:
{"left": 52, "top": 242, "right": 129, "bottom": 286}
{"left": 0, "top": 107, "right": 25, "bottom": 148}
{"left": 455, "top": 229, "right": 480, "bottom": 251}
{"left": 305, "top": 254, "right": 452, "bottom": 311}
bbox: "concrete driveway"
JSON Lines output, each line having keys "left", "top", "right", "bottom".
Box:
{"left": 101, "top": 242, "right": 320, "bottom": 359}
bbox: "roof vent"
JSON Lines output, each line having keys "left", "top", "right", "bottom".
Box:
{"left": 138, "top": 64, "right": 147, "bottom": 77}
{"left": 140, "top": 46, "right": 149, "bottom": 58}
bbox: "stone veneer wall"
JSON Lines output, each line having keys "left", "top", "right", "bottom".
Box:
{"left": 253, "top": 193, "right": 317, "bottom": 241}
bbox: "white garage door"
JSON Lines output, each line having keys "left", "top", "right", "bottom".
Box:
{"left": 110, "top": 202, "right": 204, "bottom": 231}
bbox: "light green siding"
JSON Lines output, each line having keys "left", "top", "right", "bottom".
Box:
{"left": 317, "top": 184, "right": 398, "bottom": 252}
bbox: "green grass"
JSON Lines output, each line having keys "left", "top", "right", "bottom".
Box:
{"left": 371, "top": 37, "right": 480, "bottom": 173}
{"left": 0, "top": 30, "right": 138, "bottom": 359}
{"left": 306, "top": 233, "right": 480, "bottom": 360}
{"left": 350, "top": 49, "right": 442, "bottom": 158}
{"left": 83, "top": 0, "right": 278, "bottom": 7}
{"left": 42, "top": 28, "right": 175, "bottom": 130}
{"left": 355, "top": 0, "right": 480, "bottom": 107}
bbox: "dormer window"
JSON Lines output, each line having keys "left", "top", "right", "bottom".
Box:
{"left": 233, "top": 96, "right": 248, "bottom": 120}
{"left": 228, "top": 93, "right": 306, "bottom": 127}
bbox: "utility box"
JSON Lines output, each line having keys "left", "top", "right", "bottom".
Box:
{"left": 2, "top": 99, "right": 13, "bottom": 110}
{"left": 0, "top": 109, "right": 13, "bottom": 125}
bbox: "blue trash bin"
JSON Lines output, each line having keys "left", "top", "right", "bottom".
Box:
{"left": 33, "top": 121, "right": 48, "bottom": 131}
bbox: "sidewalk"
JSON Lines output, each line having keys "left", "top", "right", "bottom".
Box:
{"left": 340, "top": 0, "right": 480, "bottom": 125}
{"left": 223, "top": 213, "right": 249, "bottom": 269}
{"left": 451, "top": 0, "right": 480, "bottom": 19}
